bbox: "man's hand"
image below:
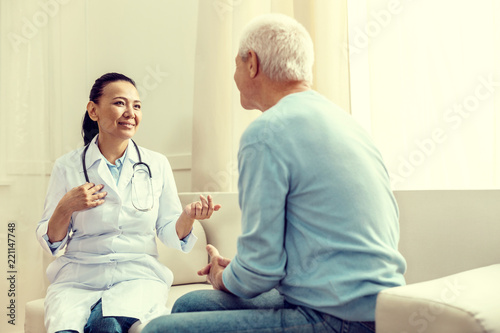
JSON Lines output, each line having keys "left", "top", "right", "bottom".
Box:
{"left": 198, "top": 245, "right": 231, "bottom": 292}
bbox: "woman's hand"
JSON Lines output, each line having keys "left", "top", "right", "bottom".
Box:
{"left": 47, "top": 183, "right": 107, "bottom": 242}
{"left": 183, "top": 194, "right": 221, "bottom": 220}
{"left": 59, "top": 183, "right": 107, "bottom": 213}
{"left": 176, "top": 194, "right": 221, "bottom": 240}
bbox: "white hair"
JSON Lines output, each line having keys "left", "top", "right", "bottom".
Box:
{"left": 238, "top": 14, "right": 314, "bottom": 83}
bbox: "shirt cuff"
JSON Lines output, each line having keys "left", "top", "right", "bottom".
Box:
{"left": 42, "top": 234, "right": 63, "bottom": 252}
{"left": 179, "top": 229, "right": 198, "bottom": 253}
{"left": 180, "top": 229, "right": 193, "bottom": 243}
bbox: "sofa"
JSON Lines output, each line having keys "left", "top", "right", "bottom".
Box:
{"left": 25, "top": 191, "right": 500, "bottom": 333}
{"left": 375, "top": 190, "right": 500, "bottom": 333}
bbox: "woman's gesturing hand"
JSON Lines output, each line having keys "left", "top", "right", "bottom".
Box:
{"left": 183, "top": 194, "right": 221, "bottom": 220}
{"left": 59, "top": 183, "right": 107, "bottom": 213}
{"left": 47, "top": 183, "right": 107, "bottom": 243}
{"left": 176, "top": 194, "right": 221, "bottom": 240}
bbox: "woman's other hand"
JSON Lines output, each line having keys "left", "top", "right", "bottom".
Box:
{"left": 47, "top": 183, "right": 107, "bottom": 242}
{"left": 60, "top": 183, "right": 107, "bottom": 212}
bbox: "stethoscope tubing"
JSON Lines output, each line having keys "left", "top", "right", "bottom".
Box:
{"left": 81, "top": 139, "right": 152, "bottom": 183}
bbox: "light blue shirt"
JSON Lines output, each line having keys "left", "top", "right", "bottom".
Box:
{"left": 222, "top": 90, "right": 406, "bottom": 322}
{"left": 104, "top": 150, "right": 126, "bottom": 185}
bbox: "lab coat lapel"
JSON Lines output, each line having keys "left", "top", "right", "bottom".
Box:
{"left": 83, "top": 136, "right": 119, "bottom": 197}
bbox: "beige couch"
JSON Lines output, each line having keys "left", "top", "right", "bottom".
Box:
{"left": 26, "top": 191, "right": 500, "bottom": 333}
{"left": 376, "top": 190, "right": 500, "bottom": 333}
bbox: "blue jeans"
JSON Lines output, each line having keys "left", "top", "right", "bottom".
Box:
{"left": 56, "top": 299, "right": 138, "bottom": 333}
{"left": 143, "top": 289, "right": 376, "bottom": 333}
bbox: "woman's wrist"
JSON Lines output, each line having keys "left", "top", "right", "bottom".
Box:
{"left": 47, "top": 205, "right": 73, "bottom": 242}
{"left": 176, "top": 211, "right": 195, "bottom": 239}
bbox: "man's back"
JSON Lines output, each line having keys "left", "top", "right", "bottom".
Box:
{"left": 229, "top": 90, "right": 406, "bottom": 321}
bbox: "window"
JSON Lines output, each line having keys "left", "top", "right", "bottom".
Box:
{"left": 348, "top": 0, "right": 500, "bottom": 190}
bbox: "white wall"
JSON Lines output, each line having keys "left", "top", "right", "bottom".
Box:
{"left": 1, "top": 0, "right": 198, "bottom": 188}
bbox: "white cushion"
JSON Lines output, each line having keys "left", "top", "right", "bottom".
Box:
{"left": 24, "top": 298, "right": 45, "bottom": 333}
{"left": 156, "top": 220, "right": 208, "bottom": 285}
{"left": 376, "top": 264, "right": 500, "bottom": 333}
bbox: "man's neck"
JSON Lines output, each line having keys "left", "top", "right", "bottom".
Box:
{"left": 258, "top": 80, "right": 311, "bottom": 112}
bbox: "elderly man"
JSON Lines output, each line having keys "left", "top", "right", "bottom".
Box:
{"left": 144, "top": 13, "right": 406, "bottom": 333}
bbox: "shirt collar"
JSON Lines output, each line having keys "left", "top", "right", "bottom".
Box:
{"left": 103, "top": 151, "right": 126, "bottom": 168}
{"left": 82, "top": 135, "right": 140, "bottom": 172}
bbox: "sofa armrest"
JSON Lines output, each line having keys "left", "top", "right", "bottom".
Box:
{"left": 375, "top": 264, "right": 500, "bottom": 333}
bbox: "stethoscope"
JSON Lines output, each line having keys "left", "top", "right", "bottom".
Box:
{"left": 82, "top": 139, "right": 154, "bottom": 211}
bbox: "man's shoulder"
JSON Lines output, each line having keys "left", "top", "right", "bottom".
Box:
{"left": 239, "top": 110, "right": 282, "bottom": 148}
{"left": 240, "top": 91, "right": 327, "bottom": 144}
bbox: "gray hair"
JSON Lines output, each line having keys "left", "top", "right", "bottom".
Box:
{"left": 238, "top": 14, "right": 314, "bottom": 83}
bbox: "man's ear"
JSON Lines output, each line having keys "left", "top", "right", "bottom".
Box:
{"left": 247, "top": 50, "right": 259, "bottom": 79}
{"left": 87, "top": 101, "right": 98, "bottom": 121}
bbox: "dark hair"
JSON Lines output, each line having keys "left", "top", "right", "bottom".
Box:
{"left": 82, "top": 72, "right": 137, "bottom": 145}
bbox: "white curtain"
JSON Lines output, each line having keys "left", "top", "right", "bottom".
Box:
{"left": 191, "top": 0, "right": 350, "bottom": 192}
{"left": 348, "top": 0, "right": 500, "bottom": 190}
{"left": 0, "top": 1, "right": 55, "bottom": 331}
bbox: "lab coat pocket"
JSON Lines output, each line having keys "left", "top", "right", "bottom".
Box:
{"left": 73, "top": 200, "right": 115, "bottom": 237}
{"left": 75, "top": 263, "right": 108, "bottom": 289}
{"left": 46, "top": 257, "right": 79, "bottom": 284}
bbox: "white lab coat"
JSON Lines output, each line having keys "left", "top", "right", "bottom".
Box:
{"left": 36, "top": 136, "right": 197, "bottom": 333}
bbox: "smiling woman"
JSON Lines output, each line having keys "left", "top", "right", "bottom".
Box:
{"left": 84, "top": 74, "right": 142, "bottom": 163}
{"left": 34, "top": 73, "right": 221, "bottom": 333}
{"left": 83, "top": 73, "right": 140, "bottom": 147}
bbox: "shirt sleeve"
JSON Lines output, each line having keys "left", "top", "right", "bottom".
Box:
{"left": 155, "top": 155, "right": 197, "bottom": 253}
{"left": 42, "top": 233, "right": 67, "bottom": 253}
{"left": 222, "top": 142, "right": 289, "bottom": 298}
{"left": 36, "top": 162, "right": 72, "bottom": 256}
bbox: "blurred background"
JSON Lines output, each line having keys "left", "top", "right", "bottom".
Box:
{"left": 0, "top": 0, "right": 498, "bottom": 331}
